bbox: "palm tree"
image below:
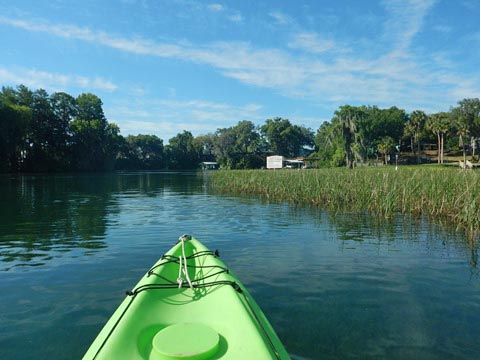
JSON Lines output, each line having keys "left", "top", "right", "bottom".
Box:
{"left": 427, "top": 112, "right": 451, "bottom": 164}
{"left": 403, "top": 121, "right": 415, "bottom": 156}
{"left": 455, "top": 117, "right": 470, "bottom": 165}
{"left": 378, "top": 136, "right": 395, "bottom": 165}
{"left": 409, "top": 110, "right": 427, "bottom": 163}
{"left": 452, "top": 99, "right": 480, "bottom": 160}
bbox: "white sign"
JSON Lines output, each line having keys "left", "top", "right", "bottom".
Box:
{"left": 266, "top": 156, "right": 284, "bottom": 169}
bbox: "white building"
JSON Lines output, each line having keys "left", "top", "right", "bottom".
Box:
{"left": 266, "top": 156, "right": 305, "bottom": 169}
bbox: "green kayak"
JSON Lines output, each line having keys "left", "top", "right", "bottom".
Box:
{"left": 83, "top": 235, "right": 291, "bottom": 359}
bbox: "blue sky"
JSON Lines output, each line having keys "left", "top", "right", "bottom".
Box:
{"left": 0, "top": 0, "right": 479, "bottom": 142}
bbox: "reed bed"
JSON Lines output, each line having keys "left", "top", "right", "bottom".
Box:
{"left": 208, "top": 167, "right": 480, "bottom": 237}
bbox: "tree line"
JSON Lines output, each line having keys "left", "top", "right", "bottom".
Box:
{"left": 315, "top": 100, "right": 480, "bottom": 168}
{"left": 0, "top": 85, "right": 314, "bottom": 172}
{"left": 0, "top": 85, "right": 123, "bottom": 173}
{"left": 1, "top": 84, "right": 479, "bottom": 173}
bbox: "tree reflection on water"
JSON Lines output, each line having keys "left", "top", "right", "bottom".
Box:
{"left": 0, "top": 172, "right": 204, "bottom": 270}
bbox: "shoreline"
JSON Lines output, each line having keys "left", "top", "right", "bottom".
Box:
{"left": 208, "top": 167, "right": 480, "bottom": 239}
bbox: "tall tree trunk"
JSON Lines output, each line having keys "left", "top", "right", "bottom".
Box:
{"left": 416, "top": 132, "right": 421, "bottom": 156}
{"left": 343, "top": 125, "right": 354, "bottom": 169}
{"left": 416, "top": 132, "right": 421, "bottom": 164}
{"left": 437, "top": 133, "right": 441, "bottom": 164}
{"left": 462, "top": 135, "right": 467, "bottom": 165}
{"left": 441, "top": 134, "right": 444, "bottom": 164}
{"left": 471, "top": 136, "right": 476, "bottom": 159}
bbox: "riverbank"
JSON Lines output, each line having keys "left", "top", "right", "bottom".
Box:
{"left": 208, "top": 167, "right": 480, "bottom": 238}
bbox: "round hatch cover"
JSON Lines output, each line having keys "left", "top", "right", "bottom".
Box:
{"left": 152, "top": 323, "right": 220, "bottom": 359}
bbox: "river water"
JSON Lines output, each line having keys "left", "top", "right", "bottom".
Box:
{"left": 0, "top": 172, "right": 479, "bottom": 359}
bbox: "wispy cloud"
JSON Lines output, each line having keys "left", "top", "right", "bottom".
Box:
{"left": 227, "top": 13, "right": 243, "bottom": 23}
{"left": 1, "top": 0, "right": 478, "bottom": 115}
{"left": 288, "top": 32, "right": 338, "bottom": 54}
{"left": 381, "top": 0, "right": 437, "bottom": 54}
{"left": 269, "top": 11, "right": 291, "bottom": 25}
{"left": 0, "top": 65, "right": 117, "bottom": 92}
{"left": 0, "top": 16, "right": 305, "bottom": 89}
{"left": 107, "top": 98, "right": 264, "bottom": 140}
{"left": 204, "top": 3, "right": 242, "bottom": 23}
{"left": 207, "top": 3, "right": 224, "bottom": 12}
{"left": 0, "top": 16, "right": 183, "bottom": 57}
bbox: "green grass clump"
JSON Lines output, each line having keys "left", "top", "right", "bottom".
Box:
{"left": 208, "top": 167, "right": 480, "bottom": 237}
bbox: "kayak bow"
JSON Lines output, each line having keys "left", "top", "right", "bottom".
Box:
{"left": 83, "top": 235, "right": 290, "bottom": 360}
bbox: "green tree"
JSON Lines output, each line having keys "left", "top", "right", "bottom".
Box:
{"left": 403, "top": 121, "right": 416, "bottom": 156}
{"left": 409, "top": 110, "right": 427, "bottom": 160}
{"left": 166, "top": 131, "right": 201, "bottom": 169}
{"left": 15, "top": 85, "right": 34, "bottom": 107}
{"left": 70, "top": 120, "right": 121, "bottom": 171}
{"left": 0, "top": 102, "right": 31, "bottom": 172}
{"left": 70, "top": 119, "right": 107, "bottom": 171}
{"left": 103, "top": 123, "right": 122, "bottom": 170}
{"left": 117, "top": 134, "right": 165, "bottom": 169}
{"left": 451, "top": 98, "right": 480, "bottom": 159}
{"left": 377, "top": 136, "right": 395, "bottom": 165}
{"left": 313, "top": 119, "right": 345, "bottom": 167}
{"left": 0, "top": 86, "right": 33, "bottom": 172}
{"left": 427, "top": 112, "right": 451, "bottom": 164}
{"left": 212, "top": 120, "right": 262, "bottom": 169}
{"left": 24, "top": 89, "right": 56, "bottom": 171}
{"left": 0, "top": 86, "right": 20, "bottom": 105}
{"left": 194, "top": 134, "right": 216, "bottom": 163}
{"left": 71, "top": 93, "right": 120, "bottom": 171}
{"left": 260, "top": 117, "right": 313, "bottom": 158}
{"left": 359, "top": 106, "right": 407, "bottom": 162}
{"left": 233, "top": 120, "right": 260, "bottom": 153}
{"left": 213, "top": 127, "right": 236, "bottom": 168}
{"left": 334, "top": 106, "right": 366, "bottom": 168}
{"left": 50, "top": 92, "right": 77, "bottom": 169}
{"left": 452, "top": 111, "right": 470, "bottom": 164}
{"left": 76, "top": 93, "right": 106, "bottom": 123}
{"left": 51, "top": 92, "right": 77, "bottom": 127}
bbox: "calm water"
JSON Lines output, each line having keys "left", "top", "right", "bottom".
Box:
{"left": 0, "top": 172, "right": 479, "bottom": 359}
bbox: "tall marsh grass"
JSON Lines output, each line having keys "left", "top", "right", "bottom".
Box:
{"left": 208, "top": 167, "right": 480, "bottom": 237}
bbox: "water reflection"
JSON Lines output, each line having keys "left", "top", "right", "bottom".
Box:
{"left": 0, "top": 175, "right": 110, "bottom": 269}
{"left": 328, "top": 211, "right": 479, "bottom": 271}
{"left": 0, "top": 172, "right": 205, "bottom": 270}
{"left": 1, "top": 172, "right": 479, "bottom": 359}
{"left": 1, "top": 172, "right": 477, "bottom": 273}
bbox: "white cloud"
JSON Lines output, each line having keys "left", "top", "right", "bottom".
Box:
{"left": 207, "top": 3, "right": 224, "bottom": 12}
{"left": 1, "top": 2, "right": 478, "bottom": 116}
{"left": 116, "top": 120, "right": 162, "bottom": 134}
{"left": 205, "top": 3, "right": 242, "bottom": 23}
{"left": 228, "top": 13, "right": 243, "bottom": 23}
{"left": 90, "top": 77, "right": 117, "bottom": 92}
{"left": 381, "top": 0, "right": 437, "bottom": 54}
{"left": 107, "top": 98, "right": 265, "bottom": 141}
{"left": 288, "top": 32, "right": 337, "bottom": 54}
{"left": 108, "top": 97, "right": 324, "bottom": 141}
{"left": 269, "top": 11, "right": 291, "bottom": 25}
{"left": 131, "top": 86, "right": 147, "bottom": 96}
{"left": 0, "top": 16, "right": 183, "bottom": 57}
{"left": 0, "top": 65, "right": 117, "bottom": 92}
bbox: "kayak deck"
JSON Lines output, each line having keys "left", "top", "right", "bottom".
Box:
{"left": 83, "top": 235, "right": 290, "bottom": 359}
